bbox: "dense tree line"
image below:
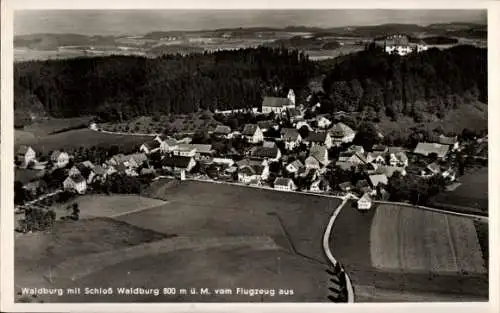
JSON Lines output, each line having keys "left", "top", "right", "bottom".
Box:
{"left": 320, "top": 45, "right": 487, "bottom": 121}
{"left": 15, "top": 47, "right": 315, "bottom": 121}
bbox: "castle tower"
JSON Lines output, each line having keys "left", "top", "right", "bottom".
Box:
{"left": 287, "top": 89, "right": 296, "bottom": 107}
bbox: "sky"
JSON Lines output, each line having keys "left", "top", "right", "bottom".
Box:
{"left": 14, "top": 9, "right": 487, "bottom": 36}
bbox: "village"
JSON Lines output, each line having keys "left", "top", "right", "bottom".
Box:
{"left": 14, "top": 87, "right": 488, "bottom": 231}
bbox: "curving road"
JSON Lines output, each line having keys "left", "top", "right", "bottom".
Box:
{"left": 322, "top": 197, "right": 355, "bottom": 303}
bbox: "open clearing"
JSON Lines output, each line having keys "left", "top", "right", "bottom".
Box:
{"left": 21, "top": 117, "right": 94, "bottom": 137}
{"left": 15, "top": 128, "right": 152, "bottom": 154}
{"left": 430, "top": 166, "right": 488, "bottom": 215}
{"left": 331, "top": 201, "right": 488, "bottom": 302}
{"left": 370, "top": 204, "right": 486, "bottom": 274}
{"left": 51, "top": 194, "right": 167, "bottom": 219}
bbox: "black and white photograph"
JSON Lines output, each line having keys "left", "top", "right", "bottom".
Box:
{"left": 2, "top": 1, "right": 496, "bottom": 310}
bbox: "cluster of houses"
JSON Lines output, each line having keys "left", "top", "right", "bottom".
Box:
{"left": 15, "top": 89, "right": 466, "bottom": 212}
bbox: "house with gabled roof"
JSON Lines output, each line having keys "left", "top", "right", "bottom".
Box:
{"left": 366, "top": 151, "right": 386, "bottom": 165}
{"left": 357, "top": 193, "right": 373, "bottom": 210}
{"left": 63, "top": 174, "right": 87, "bottom": 194}
{"left": 287, "top": 107, "right": 303, "bottom": 122}
{"left": 306, "top": 131, "right": 332, "bottom": 149}
{"left": 261, "top": 89, "right": 295, "bottom": 114}
{"left": 286, "top": 159, "right": 305, "bottom": 175}
{"left": 388, "top": 151, "right": 408, "bottom": 167}
{"left": 316, "top": 115, "right": 332, "bottom": 129}
{"left": 242, "top": 124, "right": 264, "bottom": 144}
{"left": 295, "top": 121, "right": 313, "bottom": 132}
{"left": 310, "top": 177, "right": 331, "bottom": 193}
{"left": 309, "top": 145, "right": 329, "bottom": 167}
{"left": 140, "top": 140, "right": 161, "bottom": 154}
{"left": 16, "top": 145, "right": 37, "bottom": 168}
{"left": 329, "top": 122, "right": 356, "bottom": 146}
{"left": 160, "top": 137, "right": 179, "bottom": 153}
{"left": 162, "top": 155, "right": 196, "bottom": 172}
{"left": 413, "top": 142, "right": 449, "bottom": 159}
{"left": 281, "top": 128, "right": 302, "bottom": 150}
{"left": 274, "top": 177, "right": 297, "bottom": 191}
{"left": 338, "top": 151, "right": 367, "bottom": 165}
{"left": 249, "top": 146, "right": 281, "bottom": 162}
{"left": 257, "top": 120, "right": 276, "bottom": 133}
{"left": 238, "top": 164, "right": 269, "bottom": 185}
{"left": 368, "top": 174, "right": 388, "bottom": 188}
{"left": 50, "top": 150, "right": 69, "bottom": 168}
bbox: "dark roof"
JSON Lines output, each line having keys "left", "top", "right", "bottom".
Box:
{"left": 144, "top": 140, "right": 161, "bottom": 149}
{"left": 257, "top": 120, "right": 275, "bottom": 130}
{"left": 287, "top": 108, "right": 301, "bottom": 116}
{"left": 372, "top": 144, "right": 387, "bottom": 152}
{"left": 68, "top": 174, "right": 86, "bottom": 184}
{"left": 307, "top": 131, "right": 328, "bottom": 143}
{"left": 262, "top": 97, "right": 290, "bottom": 108}
{"left": 250, "top": 146, "right": 280, "bottom": 159}
{"left": 162, "top": 155, "right": 193, "bottom": 168}
{"left": 242, "top": 124, "right": 259, "bottom": 136}
{"left": 281, "top": 128, "right": 300, "bottom": 141}
{"left": 274, "top": 177, "right": 293, "bottom": 187}
{"left": 214, "top": 125, "right": 231, "bottom": 134}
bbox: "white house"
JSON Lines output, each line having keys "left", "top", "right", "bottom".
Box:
{"left": 274, "top": 177, "right": 297, "bottom": 192}
{"left": 68, "top": 166, "right": 82, "bottom": 177}
{"left": 357, "top": 193, "right": 373, "bottom": 210}
{"left": 261, "top": 89, "right": 296, "bottom": 114}
{"left": 316, "top": 116, "right": 332, "bottom": 129}
{"left": 160, "top": 138, "right": 179, "bottom": 153}
{"left": 238, "top": 164, "right": 269, "bottom": 185}
{"left": 162, "top": 155, "right": 196, "bottom": 173}
{"left": 16, "top": 145, "right": 36, "bottom": 167}
{"left": 242, "top": 124, "right": 264, "bottom": 144}
{"left": 309, "top": 145, "right": 329, "bottom": 167}
{"left": 50, "top": 150, "right": 70, "bottom": 168}
{"left": 388, "top": 152, "right": 408, "bottom": 167}
{"left": 172, "top": 146, "right": 197, "bottom": 158}
{"left": 89, "top": 122, "right": 99, "bottom": 131}
{"left": 63, "top": 174, "right": 87, "bottom": 194}
{"left": 281, "top": 128, "right": 302, "bottom": 150}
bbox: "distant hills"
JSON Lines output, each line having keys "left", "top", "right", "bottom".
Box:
{"left": 14, "top": 22, "right": 486, "bottom": 51}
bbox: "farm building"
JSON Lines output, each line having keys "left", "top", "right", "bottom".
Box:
{"left": 273, "top": 177, "right": 297, "bottom": 191}
{"left": 368, "top": 174, "right": 389, "bottom": 188}
{"left": 287, "top": 107, "right": 303, "bottom": 122}
{"left": 257, "top": 120, "right": 276, "bottom": 132}
{"left": 50, "top": 150, "right": 70, "bottom": 168}
{"left": 242, "top": 124, "right": 264, "bottom": 144}
{"left": 309, "top": 145, "right": 329, "bottom": 167}
{"left": 329, "top": 123, "right": 356, "bottom": 145}
{"left": 161, "top": 155, "right": 196, "bottom": 172}
{"left": 63, "top": 174, "right": 87, "bottom": 194}
{"left": 238, "top": 165, "right": 269, "bottom": 185}
{"left": 316, "top": 116, "right": 332, "bottom": 129}
{"left": 357, "top": 193, "right": 373, "bottom": 210}
{"left": 437, "top": 135, "right": 460, "bottom": 151}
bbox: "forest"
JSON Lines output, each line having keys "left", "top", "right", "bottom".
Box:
{"left": 15, "top": 47, "right": 315, "bottom": 122}
{"left": 318, "top": 44, "right": 487, "bottom": 121}
{"left": 14, "top": 45, "right": 487, "bottom": 125}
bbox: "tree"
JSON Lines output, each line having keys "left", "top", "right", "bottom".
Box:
{"left": 298, "top": 125, "right": 310, "bottom": 140}
{"left": 353, "top": 122, "right": 380, "bottom": 151}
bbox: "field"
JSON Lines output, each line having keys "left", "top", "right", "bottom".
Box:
{"left": 15, "top": 128, "right": 152, "bottom": 155}
{"left": 16, "top": 181, "right": 340, "bottom": 302}
{"left": 22, "top": 117, "right": 94, "bottom": 137}
{"left": 330, "top": 202, "right": 488, "bottom": 302}
{"left": 430, "top": 166, "right": 488, "bottom": 215}
{"left": 50, "top": 194, "right": 167, "bottom": 219}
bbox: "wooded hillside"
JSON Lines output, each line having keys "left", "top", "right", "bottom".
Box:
{"left": 319, "top": 44, "right": 487, "bottom": 122}
{"left": 15, "top": 47, "right": 315, "bottom": 122}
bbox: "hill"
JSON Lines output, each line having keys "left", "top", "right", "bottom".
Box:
{"left": 319, "top": 45, "right": 487, "bottom": 123}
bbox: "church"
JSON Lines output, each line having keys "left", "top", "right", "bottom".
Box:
{"left": 261, "top": 89, "right": 296, "bottom": 114}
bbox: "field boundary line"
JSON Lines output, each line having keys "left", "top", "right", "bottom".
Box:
{"left": 444, "top": 215, "right": 459, "bottom": 272}
{"left": 374, "top": 200, "right": 488, "bottom": 222}
{"left": 109, "top": 201, "right": 171, "bottom": 218}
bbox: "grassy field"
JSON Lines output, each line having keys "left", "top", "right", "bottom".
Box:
{"left": 16, "top": 181, "right": 340, "bottom": 302}
{"left": 15, "top": 128, "right": 152, "bottom": 155}
{"left": 15, "top": 218, "right": 169, "bottom": 296}
{"left": 330, "top": 201, "right": 488, "bottom": 302}
{"left": 22, "top": 117, "right": 94, "bottom": 137}
{"left": 430, "top": 166, "right": 488, "bottom": 215}
{"left": 15, "top": 168, "right": 44, "bottom": 184}
{"left": 370, "top": 204, "right": 485, "bottom": 274}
